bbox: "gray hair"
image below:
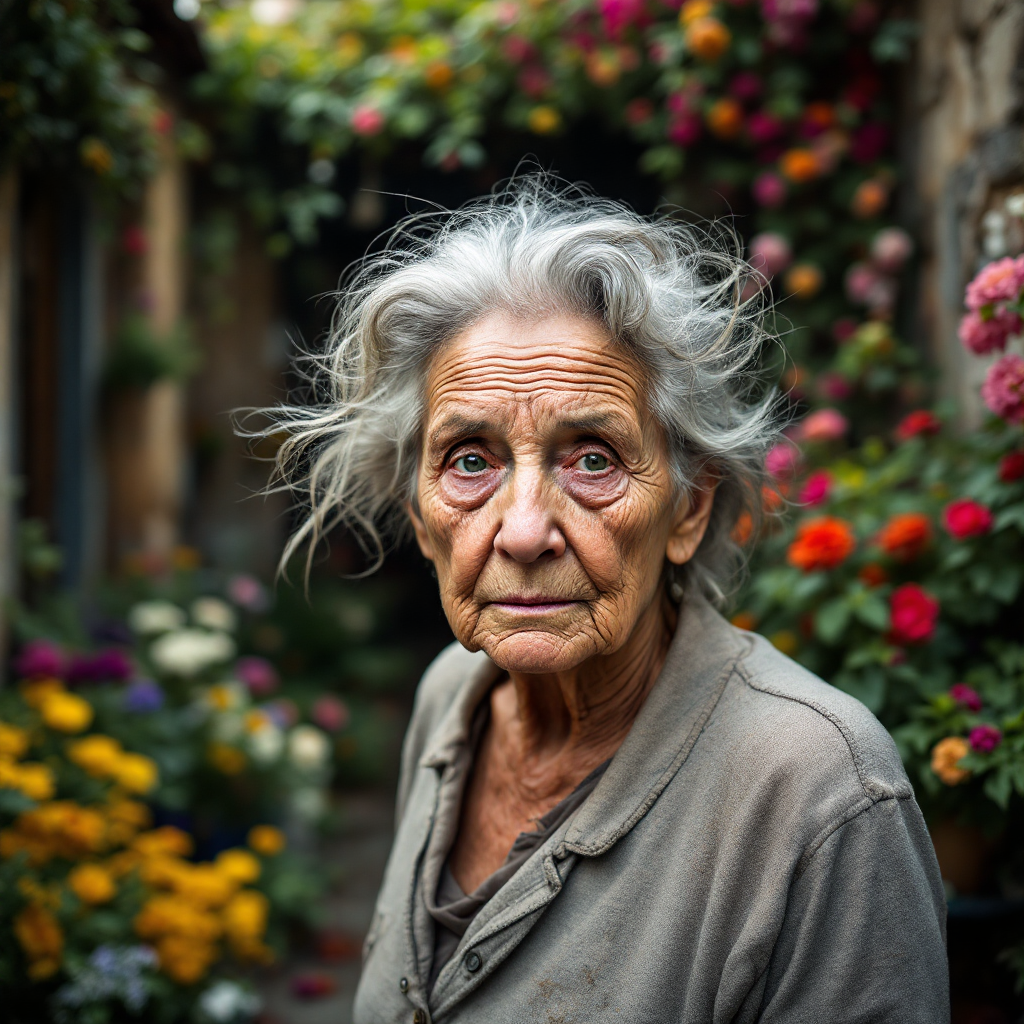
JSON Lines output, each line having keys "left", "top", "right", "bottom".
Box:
{"left": 254, "top": 177, "right": 781, "bottom": 605}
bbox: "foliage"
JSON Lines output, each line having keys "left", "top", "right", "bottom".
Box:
{"left": 103, "top": 315, "right": 200, "bottom": 391}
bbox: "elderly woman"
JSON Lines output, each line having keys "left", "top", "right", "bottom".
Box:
{"left": 269, "top": 182, "right": 948, "bottom": 1023}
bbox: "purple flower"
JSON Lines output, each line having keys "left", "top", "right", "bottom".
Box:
{"left": 968, "top": 724, "right": 1001, "bottom": 753}
{"left": 68, "top": 649, "right": 134, "bottom": 684}
{"left": 123, "top": 679, "right": 165, "bottom": 713}
{"left": 235, "top": 656, "right": 279, "bottom": 697}
{"left": 949, "top": 684, "right": 982, "bottom": 713}
{"left": 14, "top": 639, "right": 66, "bottom": 679}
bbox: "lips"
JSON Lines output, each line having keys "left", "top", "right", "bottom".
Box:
{"left": 488, "top": 597, "right": 578, "bottom": 614}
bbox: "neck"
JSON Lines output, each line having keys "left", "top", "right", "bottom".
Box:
{"left": 490, "top": 592, "right": 677, "bottom": 789}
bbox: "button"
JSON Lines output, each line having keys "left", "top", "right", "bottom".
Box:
{"left": 464, "top": 950, "right": 482, "bottom": 973}
{"left": 413, "top": 1010, "right": 427, "bottom": 1024}
{"left": 399, "top": 977, "right": 409, "bottom": 994}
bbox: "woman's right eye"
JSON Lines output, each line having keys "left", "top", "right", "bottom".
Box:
{"left": 453, "top": 454, "right": 489, "bottom": 473}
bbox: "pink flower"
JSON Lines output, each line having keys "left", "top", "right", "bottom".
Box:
{"left": 968, "top": 724, "right": 1001, "bottom": 753}
{"left": 14, "top": 639, "right": 67, "bottom": 679}
{"left": 888, "top": 584, "right": 939, "bottom": 645}
{"left": 798, "top": 470, "right": 832, "bottom": 506}
{"left": 351, "top": 105, "right": 385, "bottom": 136}
{"left": 796, "top": 408, "right": 849, "bottom": 443}
{"left": 998, "top": 450, "right": 1024, "bottom": 482}
{"left": 765, "top": 441, "right": 801, "bottom": 479}
{"left": 817, "top": 372, "right": 853, "bottom": 401}
{"left": 949, "top": 683, "right": 982, "bottom": 713}
{"left": 942, "top": 498, "right": 994, "bottom": 540}
{"left": 870, "top": 227, "right": 913, "bottom": 273}
{"left": 235, "top": 656, "right": 279, "bottom": 696}
{"left": 845, "top": 261, "right": 895, "bottom": 310}
{"left": 227, "top": 573, "right": 269, "bottom": 612}
{"left": 747, "top": 111, "right": 784, "bottom": 144}
{"left": 752, "top": 171, "right": 786, "bottom": 208}
{"left": 895, "top": 410, "right": 941, "bottom": 441}
{"left": 68, "top": 649, "right": 134, "bottom": 684}
{"left": 312, "top": 695, "right": 350, "bottom": 732}
{"left": 958, "top": 309, "right": 1021, "bottom": 355}
{"left": 748, "top": 232, "right": 792, "bottom": 279}
{"left": 761, "top": 0, "right": 817, "bottom": 21}
{"left": 599, "top": 0, "right": 644, "bottom": 38}
{"left": 964, "top": 255, "right": 1024, "bottom": 311}
{"left": 981, "top": 354, "right": 1024, "bottom": 423}
{"left": 667, "top": 112, "right": 702, "bottom": 146}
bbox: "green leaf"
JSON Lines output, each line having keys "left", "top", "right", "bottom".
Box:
{"left": 984, "top": 769, "right": 1013, "bottom": 809}
{"left": 815, "top": 598, "right": 851, "bottom": 644}
{"left": 852, "top": 593, "right": 889, "bottom": 631}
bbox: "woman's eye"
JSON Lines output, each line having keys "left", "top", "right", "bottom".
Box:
{"left": 454, "top": 454, "right": 489, "bottom": 473}
{"left": 577, "top": 453, "right": 611, "bottom": 473}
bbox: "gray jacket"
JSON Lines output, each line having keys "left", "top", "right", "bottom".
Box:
{"left": 354, "top": 596, "right": 949, "bottom": 1023}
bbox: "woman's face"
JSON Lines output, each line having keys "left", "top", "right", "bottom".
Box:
{"left": 410, "top": 312, "right": 713, "bottom": 675}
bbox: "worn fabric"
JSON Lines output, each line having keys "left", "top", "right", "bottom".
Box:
{"left": 354, "top": 595, "right": 949, "bottom": 1024}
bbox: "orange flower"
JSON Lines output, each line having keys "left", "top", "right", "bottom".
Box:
{"left": 679, "top": 0, "right": 714, "bottom": 23}
{"left": 14, "top": 904, "right": 63, "bottom": 979}
{"left": 779, "top": 148, "right": 819, "bottom": 183}
{"left": 787, "top": 516, "right": 856, "bottom": 572}
{"left": 424, "top": 61, "right": 454, "bottom": 90}
{"left": 784, "top": 263, "right": 824, "bottom": 299}
{"left": 684, "top": 18, "right": 731, "bottom": 61}
{"left": 248, "top": 825, "right": 286, "bottom": 857}
{"left": 931, "top": 737, "right": 970, "bottom": 786}
{"left": 877, "top": 512, "right": 932, "bottom": 561}
{"left": 706, "top": 98, "right": 743, "bottom": 139}
{"left": 730, "top": 611, "right": 757, "bottom": 631}
{"left": 858, "top": 563, "right": 889, "bottom": 588}
{"left": 731, "top": 512, "right": 754, "bottom": 545}
{"left": 851, "top": 179, "right": 888, "bottom": 218}
{"left": 68, "top": 863, "right": 117, "bottom": 904}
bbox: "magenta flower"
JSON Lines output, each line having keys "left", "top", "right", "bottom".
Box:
{"left": 235, "top": 656, "right": 280, "bottom": 697}
{"left": 964, "top": 255, "right": 1024, "bottom": 311}
{"left": 747, "top": 111, "right": 784, "bottom": 144}
{"left": 958, "top": 309, "right": 1021, "bottom": 355}
{"left": 949, "top": 684, "right": 982, "bottom": 713}
{"left": 981, "top": 354, "right": 1024, "bottom": 423}
{"left": 14, "top": 639, "right": 67, "bottom": 679}
{"left": 765, "top": 441, "right": 801, "bottom": 479}
{"left": 667, "top": 112, "right": 702, "bottom": 146}
{"left": 312, "top": 695, "right": 351, "bottom": 733}
{"left": 68, "top": 649, "right": 134, "bottom": 684}
{"left": 968, "top": 724, "right": 1001, "bottom": 753}
{"left": 729, "top": 72, "right": 762, "bottom": 101}
{"left": 599, "top": 0, "right": 644, "bottom": 38}
{"left": 798, "top": 470, "right": 832, "bottom": 507}
{"left": 942, "top": 498, "right": 994, "bottom": 540}
{"left": 752, "top": 171, "right": 786, "bottom": 208}
{"left": 817, "top": 372, "right": 853, "bottom": 401}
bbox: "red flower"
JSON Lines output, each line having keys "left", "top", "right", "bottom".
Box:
{"left": 895, "top": 410, "right": 941, "bottom": 441}
{"left": 942, "top": 498, "right": 994, "bottom": 540}
{"left": 968, "top": 724, "right": 1001, "bottom": 753}
{"left": 787, "top": 517, "right": 856, "bottom": 572}
{"left": 888, "top": 584, "right": 939, "bottom": 645}
{"left": 858, "top": 563, "right": 888, "bottom": 588}
{"left": 876, "top": 512, "right": 932, "bottom": 561}
{"left": 949, "top": 683, "right": 982, "bottom": 713}
{"left": 999, "top": 450, "right": 1024, "bottom": 482}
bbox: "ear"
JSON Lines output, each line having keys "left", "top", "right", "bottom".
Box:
{"left": 665, "top": 476, "right": 718, "bottom": 566}
{"left": 405, "top": 500, "right": 435, "bottom": 561}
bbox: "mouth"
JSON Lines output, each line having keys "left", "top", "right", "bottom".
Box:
{"left": 488, "top": 597, "right": 579, "bottom": 615}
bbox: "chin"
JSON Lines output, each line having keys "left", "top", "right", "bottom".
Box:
{"left": 478, "top": 629, "right": 597, "bottom": 675}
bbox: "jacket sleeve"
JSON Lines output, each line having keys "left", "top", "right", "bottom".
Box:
{"left": 758, "top": 793, "right": 949, "bottom": 1024}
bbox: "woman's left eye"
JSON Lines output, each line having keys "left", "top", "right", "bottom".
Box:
{"left": 576, "top": 453, "right": 611, "bottom": 473}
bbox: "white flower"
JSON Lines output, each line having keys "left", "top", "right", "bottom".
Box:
{"left": 288, "top": 724, "right": 330, "bottom": 772}
{"left": 190, "top": 597, "right": 237, "bottom": 633}
{"left": 248, "top": 721, "right": 284, "bottom": 765}
{"left": 128, "top": 601, "right": 186, "bottom": 635}
{"left": 289, "top": 786, "right": 326, "bottom": 823}
{"left": 150, "top": 629, "right": 236, "bottom": 677}
{"left": 198, "top": 980, "right": 262, "bottom": 1023}
{"left": 1006, "top": 193, "right": 1024, "bottom": 220}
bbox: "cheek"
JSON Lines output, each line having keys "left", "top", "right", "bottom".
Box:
{"left": 418, "top": 483, "right": 495, "bottom": 591}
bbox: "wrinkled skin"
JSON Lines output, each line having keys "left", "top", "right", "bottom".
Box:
{"left": 409, "top": 312, "right": 715, "bottom": 890}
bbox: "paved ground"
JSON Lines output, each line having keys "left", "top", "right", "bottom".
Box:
{"left": 258, "top": 790, "right": 395, "bottom": 1024}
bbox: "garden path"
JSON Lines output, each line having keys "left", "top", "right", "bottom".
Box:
{"left": 258, "top": 790, "right": 395, "bottom": 1024}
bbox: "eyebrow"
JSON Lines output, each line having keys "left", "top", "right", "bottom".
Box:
{"left": 426, "top": 410, "right": 636, "bottom": 451}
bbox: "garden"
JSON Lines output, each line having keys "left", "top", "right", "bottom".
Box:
{"left": 1, "top": 0, "right": 1023, "bottom": 1019}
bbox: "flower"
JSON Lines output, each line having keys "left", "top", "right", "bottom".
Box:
{"left": 0, "top": 722, "right": 29, "bottom": 759}
{"left": 797, "top": 471, "right": 832, "bottom": 506}
{"left": 248, "top": 824, "right": 286, "bottom": 856}
{"left": 150, "top": 629, "right": 236, "bottom": 676}
{"left": 246, "top": 718, "right": 284, "bottom": 765}
{"left": 527, "top": 105, "right": 561, "bottom": 134}
{"left": 942, "top": 498, "right": 993, "bottom": 539}
{"left": 857, "top": 563, "right": 888, "bottom": 588}
{"left": 765, "top": 441, "right": 801, "bottom": 479}
{"left": 199, "top": 981, "right": 263, "bottom": 1023}
{"left": 931, "top": 736, "right": 970, "bottom": 785}
{"left": 795, "top": 408, "right": 848, "bottom": 443}
{"left": 787, "top": 517, "right": 856, "bottom": 572}
{"left": 877, "top": 513, "right": 932, "bottom": 561}
{"left": 624, "top": 97, "right": 654, "bottom": 125}
{"left": 114, "top": 753, "right": 159, "bottom": 794}
{"left": 123, "top": 678, "right": 165, "bottom": 713}
{"left": 889, "top": 584, "right": 939, "bottom": 645}
{"left": 817, "top": 372, "right": 853, "bottom": 401}
{"left": 40, "top": 690, "right": 94, "bottom": 733}
{"left": 223, "top": 889, "right": 271, "bottom": 958}
{"left": 235, "top": 655, "right": 279, "bottom": 696}
{"left": 133, "top": 825, "right": 194, "bottom": 858}
{"left": 128, "top": 601, "right": 186, "bottom": 635}
{"left": 0, "top": 761, "right": 56, "bottom": 800}
{"left": 851, "top": 179, "right": 888, "bottom": 218}
{"left": 769, "top": 630, "right": 799, "bottom": 656}
{"left": 350, "top": 105, "right": 384, "bottom": 136}
{"left": 68, "top": 648, "right": 134, "bottom": 684}
{"left": 958, "top": 309, "right": 1021, "bottom": 354}
{"left": 949, "top": 683, "right": 982, "bottom": 712}
{"left": 191, "top": 597, "right": 237, "bottom": 632}
{"left": 227, "top": 573, "right": 269, "bottom": 612}
{"left": 14, "top": 903, "right": 63, "bottom": 979}
{"left": 968, "top": 724, "right": 1002, "bottom": 753}
{"left": 849, "top": 122, "right": 888, "bottom": 163}
{"left": 707, "top": 98, "right": 743, "bottom": 138}
{"left": 68, "top": 734, "right": 123, "bottom": 777}
{"left": 981, "top": 354, "right": 1024, "bottom": 423}
{"left": 14, "top": 639, "right": 66, "bottom": 679}
{"left": 69, "top": 863, "right": 117, "bottom": 904}
{"left": 748, "top": 232, "right": 792, "bottom": 279}
{"left": 779, "top": 148, "right": 819, "bottom": 183}
{"left": 667, "top": 111, "right": 702, "bottom": 146}
{"left": 784, "top": 263, "right": 824, "bottom": 299}
{"left": 964, "top": 255, "right": 1024, "bottom": 310}
{"left": 999, "top": 450, "right": 1024, "bottom": 482}
{"left": 895, "top": 410, "right": 941, "bottom": 441}
{"left": 730, "top": 611, "right": 757, "bottom": 631}
{"left": 288, "top": 725, "right": 330, "bottom": 772}
{"left": 752, "top": 171, "right": 786, "bottom": 208}
{"left": 215, "top": 848, "right": 261, "bottom": 884}
{"left": 312, "top": 695, "right": 350, "bottom": 732}
{"left": 208, "top": 742, "right": 247, "bottom": 775}
{"left": 684, "top": 17, "right": 731, "bottom": 61}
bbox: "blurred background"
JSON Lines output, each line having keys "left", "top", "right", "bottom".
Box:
{"left": 1, "top": 1, "right": 1024, "bottom": 1022}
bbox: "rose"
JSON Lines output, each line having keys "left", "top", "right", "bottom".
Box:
{"left": 888, "top": 584, "right": 939, "bottom": 645}
{"left": 797, "top": 470, "right": 831, "bottom": 507}
{"left": 968, "top": 724, "right": 1002, "bottom": 753}
{"left": 786, "top": 516, "right": 856, "bottom": 572}
{"left": 942, "top": 498, "right": 993, "bottom": 540}
{"left": 999, "top": 450, "right": 1024, "bottom": 482}
{"left": 876, "top": 513, "right": 931, "bottom": 561}
{"left": 949, "top": 683, "right": 981, "bottom": 712}
{"left": 981, "top": 354, "right": 1024, "bottom": 423}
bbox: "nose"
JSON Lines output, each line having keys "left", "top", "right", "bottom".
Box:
{"left": 493, "top": 468, "right": 566, "bottom": 563}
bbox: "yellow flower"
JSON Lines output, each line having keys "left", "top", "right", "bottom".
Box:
{"left": 215, "top": 848, "right": 261, "bottom": 885}
{"left": 224, "top": 888, "right": 269, "bottom": 955}
{"left": 139, "top": 855, "right": 190, "bottom": 889}
{"left": 80, "top": 137, "right": 114, "bottom": 175}
{"left": 248, "top": 824, "right": 286, "bottom": 857}
{"left": 20, "top": 677, "right": 64, "bottom": 709}
{"left": 208, "top": 742, "right": 247, "bottom": 776}
{"left": 105, "top": 799, "right": 151, "bottom": 845}
{"left": 173, "top": 863, "right": 238, "bottom": 908}
{"left": 0, "top": 722, "right": 30, "bottom": 759}
{"left": 207, "top": 684, "right": 243, "bottom": 712}
{"left": 68, "top": 863, "right": 116, "bottom": 905}
{"left": 133, "top": 825, "right": 194, "bottom": 859}
{"left": 112, "top": 752, "right": 159, "bottom": 794}
{"left": 684, "top": 17, "right": 731, "bottom": 61}
{"left": 68, "top": 734, "right": 123, "bottom": 777}
{"left": 931, "top": 736, "right": 971, "bottom": 786}
{"left": 155, "top": 935, "right": 218, "bottom": 984}
{"left": 679, "top": 0, "right": 714, "bottom": 25}
{"left": 135, "top": 894, "right": 222, "bottom": 942}
{"left": 14, "top": 903, "right": 63, "bottom": 979}
{"left": 40, "top": 691, "right": 93, "bottom": 733}
{"left": 14, "top": 763, "right": 55, "bottom": 801}
{"left": 527, "top": 106, "right": 561, "bottom": 135}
